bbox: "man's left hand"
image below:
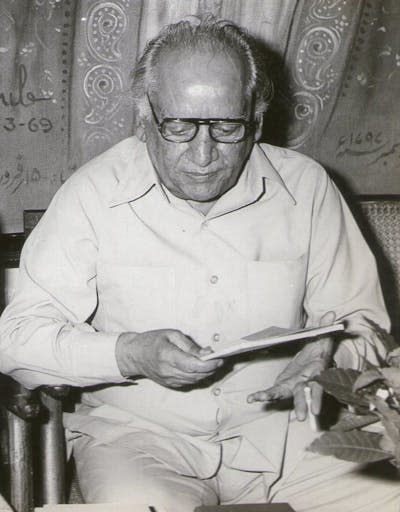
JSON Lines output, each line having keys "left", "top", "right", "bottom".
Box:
{"left": 247, "top": 312, "right": 335, "bottom": 421}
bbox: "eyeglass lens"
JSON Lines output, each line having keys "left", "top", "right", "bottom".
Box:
{"left": 161, "top": 120, "right": 246, "bottom": 143}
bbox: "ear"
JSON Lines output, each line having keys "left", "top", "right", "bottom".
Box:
{"left": 253, "top": 114, "right": 264, "bottom": 142}
{"left": 136, "top": 120, "right": 147, "bottom": 142}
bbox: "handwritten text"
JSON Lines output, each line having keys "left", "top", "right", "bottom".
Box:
{"left": 2, "top": 117, "right": 53, "bottom": 133}
{"left": 0, "top": 156, "right": 64, "bottom": 195}
{"left": 0, "top": 64, "right": 52, "bottom": 108}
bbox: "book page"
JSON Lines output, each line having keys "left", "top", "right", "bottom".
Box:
{"left": 200, "top": 323, "right": 345, "bottom": 361}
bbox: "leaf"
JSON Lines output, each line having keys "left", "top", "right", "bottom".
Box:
{"left": 380, "top": 431, "right": 396, "bottom": 453}
{"left": 370, "top": 396, "right": 400, "bottom": 445}
{"left": 353, "top": 368, "right": 383, "bottom": 391}
{"left": 331, "top": 411, "right": 379, "bottom": 432}
{"left": 312, "top": 368, "right": 369, "bottom": 408}
{"left": 308, "top": 430, "right": 392, "bottom": 463}
{"left": 360, "top": 358, "right": 381, "bottom": 371}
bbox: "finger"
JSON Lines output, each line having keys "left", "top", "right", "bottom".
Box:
{"left": 294, "top": 380, "right": 325, "bottom": 421}
{"left": 163, "top": 332, "right": 222, "bottom": 371}
{"left": 293, "top": 382, "right": 307, "bottom": 421}
{"left": 309, "top": 381, "right": 324, "bottom": 415}
{"left": 170, "top": 349, "right": 223, "bottom": 373}
{"left": 198, "top": 346, "right": 213, "bottom": 355}
{"left": 247, "top": 390, "right": 270, "bottom": 403}
{"left": 167, "top": 333, "right": 224, "bottom": 371}
{"left": 247, "top": 384, "right": 291, "bottom": 403}
{"left": 163, "top": 369, "right": 217, "bottom": 387}
{"left": 197, "top": 347, "right": 225, "bottom": 368}
{"left": 167, "top": 330, "right": 203, "bottom": 354}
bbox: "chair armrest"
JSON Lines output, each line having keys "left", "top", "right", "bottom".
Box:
{"left": 0, "top": 375, "right": 41, "bottom": 420}
{"left": 0, "top": 376, "right": 71, "bottom": 508}
{"left": 40, "top": 385, "right": 70, "bottom": 400}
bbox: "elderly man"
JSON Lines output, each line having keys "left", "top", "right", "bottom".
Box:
{"left": 0, "top": 16, "right": 398, "bottom": 512}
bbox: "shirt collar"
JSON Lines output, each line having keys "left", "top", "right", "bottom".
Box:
{"left": 200, "top": 143, "right": 296, "bottom": 219}
{"left": 107, "top": 138, "right": 296, "bottom": 210}
{"left": 108, "top": 139, "right": 159, "bottom": 207}
{"left": 249, "top": 144, "right": 296, "bottom": 205}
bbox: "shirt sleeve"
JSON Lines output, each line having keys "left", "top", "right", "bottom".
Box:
{"left": 0, "top": 177, "right": 127, "bottom": 389}
{"left": 303, "top": 168, "right": 393, "bottom": 370}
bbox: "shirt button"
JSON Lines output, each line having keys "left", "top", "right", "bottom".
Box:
{"left": 213, "top": 333, "right": 220, "bottom": 342}
{"left": 212, "top": 388, "right": 221, "bottom": 397}
{"left": 210, "top": 275, "right": 219, "bottom": 284}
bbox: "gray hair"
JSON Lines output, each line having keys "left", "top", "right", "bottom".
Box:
{"left": 130, "top": 15, "right": 274, "bottom": 124}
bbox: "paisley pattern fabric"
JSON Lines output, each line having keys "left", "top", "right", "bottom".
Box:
{"left": 0, "top": 0, "right": 399, "bottom": 233}
{"left": 0, "top": 0, "right": 75, "bottom": 233}
{"left": 284, "top": 0, "right": 361, "bottom": 150}
{"left": 284, "top": 0, "right": 400, "bottom": 195}
{"left": 69, "top": 0, "right": 295, "bottom": 169}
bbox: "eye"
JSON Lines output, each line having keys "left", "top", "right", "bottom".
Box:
{"left": 163, "top": 121, "right": 194, "bottom": 136}
{"left": 212, "top": 122, "right": 243, "bottom": 136}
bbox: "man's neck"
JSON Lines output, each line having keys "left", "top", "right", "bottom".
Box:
{"left": 158, "top": 182, "right": 217, "bottom": 216}
{"left": 187, "top": 199, "right": 217, "bottom": 216}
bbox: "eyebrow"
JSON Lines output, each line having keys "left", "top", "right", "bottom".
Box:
{"left": 147, "top": 93, "right": 250, "bottom": 123}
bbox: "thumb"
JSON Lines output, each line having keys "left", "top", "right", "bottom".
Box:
{"left": 167, "top": 330, "right": 202, "bottom": 355}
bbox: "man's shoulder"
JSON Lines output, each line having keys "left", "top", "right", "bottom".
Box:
{"left": 257, "top": 142, "right": 325, "bottom": 174}
{"left": 72, "top": 136, "right": 142, "bottom": 184}
{"left": 256, "top": 142, "right": 329, "bottom": 191}
{"left": 60, "top": 136, "right": 146, "bottom": 202}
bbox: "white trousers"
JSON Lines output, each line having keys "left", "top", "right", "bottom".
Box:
{"left": 72, "top": 414, "right": 400, "bottom": 512}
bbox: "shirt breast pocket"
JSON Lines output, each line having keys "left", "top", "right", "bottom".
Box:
{"left": 247, "top": 254, "right": 307, "bottom": 333}
{"left": 97, "top": 262, "right": 176, "bottom": 332}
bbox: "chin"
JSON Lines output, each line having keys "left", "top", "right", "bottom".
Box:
{"left": 179, "top": 181, "right": 232, "bottom": 203}
{"left": 182, "top": 189, "right": 223, "bottom": 203}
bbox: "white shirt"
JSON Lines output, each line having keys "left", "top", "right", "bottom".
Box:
{"left": 0, "top": 137, "right": 389, "bottom": 478}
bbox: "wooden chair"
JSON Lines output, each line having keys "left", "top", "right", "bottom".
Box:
{"left": 354, "top": 196, "right": 400, "bottom": 340}
{"left": 1, "top": 212, "right": 70, "bottom": 512}
{"left": 1, "top": 198, "right": 400, "bottom": 512}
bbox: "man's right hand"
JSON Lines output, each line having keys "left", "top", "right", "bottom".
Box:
{"left": 115, "top": 329, "right": 223, "bottom": 389}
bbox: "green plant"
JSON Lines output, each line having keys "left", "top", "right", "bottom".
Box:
{"left": 308, "top": 341, "right": 400, "bottom": 469}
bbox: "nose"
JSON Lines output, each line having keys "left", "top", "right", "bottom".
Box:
{"left": 186, "top": 126, "right": 218, "bottom": 167}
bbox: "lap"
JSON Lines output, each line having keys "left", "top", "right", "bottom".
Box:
{"left": 73, "top": 434, "right": 218, "bottom": 512}
{"left": 72, "top": 416, "right": 400, "bottom": 512}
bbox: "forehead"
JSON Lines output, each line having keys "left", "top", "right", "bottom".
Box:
{"left": 154, "top": 48, "right": 249, "bottom": 117}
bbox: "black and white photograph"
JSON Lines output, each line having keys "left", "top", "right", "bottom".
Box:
{"left": 0, "top": 2, "right": 400, "bottom": 511}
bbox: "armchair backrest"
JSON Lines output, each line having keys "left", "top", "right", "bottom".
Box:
{"left": 354, "top": 196, "right": 400, "bottom": 339}
{"left": 1, "top": 209, "right": 67, "bottom": 512}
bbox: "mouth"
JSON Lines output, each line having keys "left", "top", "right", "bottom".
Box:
{"left": 183, "top": 170, "right": 219, "bottom": 181}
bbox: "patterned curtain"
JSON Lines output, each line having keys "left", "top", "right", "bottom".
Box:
{"left": 283, "top": 0, "right": 400, "bottom": 195}
{"left": 68, "top": 0, "right": 296, "bottom": 170}
{"left": 1, "top": 0, "right": 399, "bottom": 233}
{"left": 0, "top": 0, "right": 296, "bottom": 233}
{"left": 0, "top": 0, "right": 75, "bottom": 233}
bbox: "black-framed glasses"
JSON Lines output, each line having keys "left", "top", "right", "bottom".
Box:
{"left": 147, "top": 94, "right": 254, "bottom": 144}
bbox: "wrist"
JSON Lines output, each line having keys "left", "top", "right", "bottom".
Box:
{"left": 115, "top": 332, "right": 141, "bottom": 378}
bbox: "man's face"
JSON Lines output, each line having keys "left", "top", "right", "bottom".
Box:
{"left": 139, "top": 49, "right": 261, "bottom": 203}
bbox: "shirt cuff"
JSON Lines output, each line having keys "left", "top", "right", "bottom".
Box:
{"left": 72, "top": 330, "right": 127, "bottom": 384}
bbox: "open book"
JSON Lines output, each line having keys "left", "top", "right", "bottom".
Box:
{"left": 200, "top": 322, "right": 345, "bottom": 361}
